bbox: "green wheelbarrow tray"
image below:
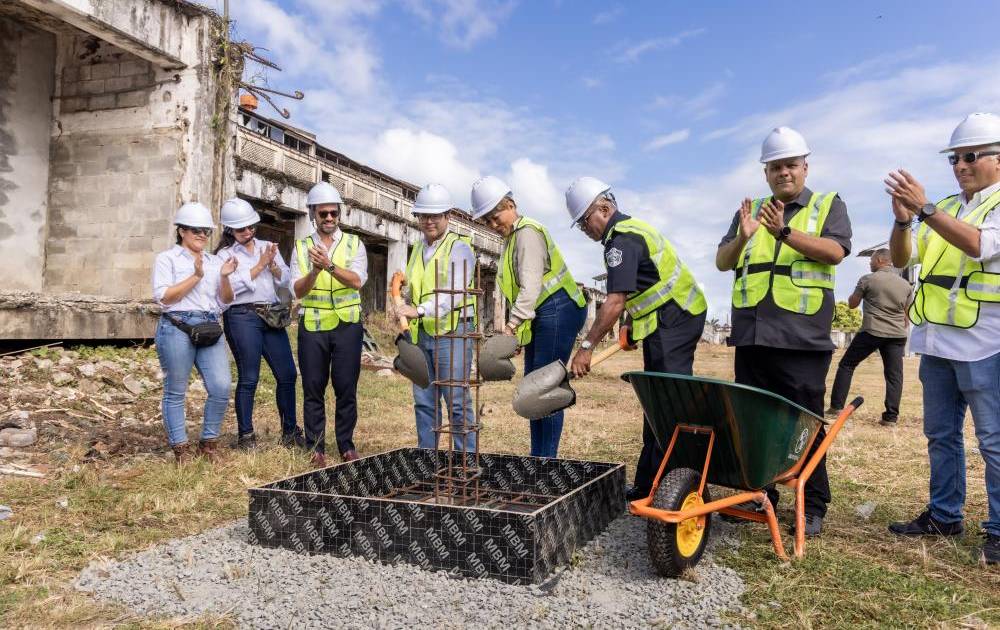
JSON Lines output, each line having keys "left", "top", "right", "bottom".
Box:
{"left": 624, "top": 371, "right": 831, "bottom": 490}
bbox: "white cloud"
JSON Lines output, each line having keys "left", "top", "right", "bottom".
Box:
{"left": 644, "top": 129, "right": 690, "bottom": 152}
{"left": 614, "top": 28, "right": 705, "bottom": 63}
{"left": 370, "top": 129, "right": 480, "bottom": 201}
{"left": 401, "top": 0, "right": 516, "bottom": 49}
{"left": 823, "top": 45, "right": 935, "bottom": 85}
{"left": 506, "top": 158, "right": 564, "bottom": 224}
{"left": 592, "top": 6, "right": 623, "bottom": 25}
{"left": 648, "top": 81, "right": 727, "bottom": 119}
{"left": 581, "top": 77, "right": 602, "bottom": 89}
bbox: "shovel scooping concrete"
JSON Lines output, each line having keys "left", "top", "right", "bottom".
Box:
{"left": 390, "top": 271, "right": 431, "bottom": 388}
{"left": 479, "top": 334, "right": 518, "bottom": 381}
{"left": 512, "top": 342, "right": 625, "bottom": 420}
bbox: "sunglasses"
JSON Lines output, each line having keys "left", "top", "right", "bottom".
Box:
{"left": 233, "top": 224, "right": 256, "bottom": 233}
{"left": 183, "top": 227, "right": 212, "bottom": 236}
{"left": 316, "top": 210, "right": 340, "bottom": 219}
{"left": 948, "top": 150, "right": 1000, "bottom": 166}
{"left": 575, "top": 208, "right": 596, "bottom": 231}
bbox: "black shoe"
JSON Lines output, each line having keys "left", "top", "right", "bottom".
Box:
{"left": 789, "top": 513, "right": 824, "bottom": 537}
{"left": 721, "top": 500, "right": 764, "bottom": 523}
{"left": 235, "top": 432, "right": 257, "bottom": 451}
{"left": 280, "top": 429, "right": 307, "bottom": 449}
{"left": 888, "top": 510, "right": 964, "bottom": 537}
{"left": 981, "top": 533, "right": 1000, "bottom": 565}
{"left": 879, "top": 416, "right": 898, "bottom": 427}
{"left": 824, "top": 407, "right": 842, "bottom": 418}
{"left": 625, "top": 485, "right": 648, "bottom": 501}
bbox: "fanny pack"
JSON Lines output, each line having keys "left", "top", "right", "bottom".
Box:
{"left": 254, "top": 303, "right": 292, "bottom": 329}
{"left": 164, "top": 313, "right": 223, "bottom": 347}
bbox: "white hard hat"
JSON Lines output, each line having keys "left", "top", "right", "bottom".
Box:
{"left": 412, "top": 183, "right": 453, "bottom": 215}
{"left": 759, "top": 126, "right": 811, "bottom": 163}
{"left": 565, "top": 176, "right": 611, "bottom": 225}
{"left": 307, "top": 181, "right": 343, "bottom": 207}
{"left": 220, "top": 198, "right": 260, "bottom": 229}
{"left": 470, "top": 175, "right": 512, "bottom": 220}
{"left": 940, "top": 113, "right": 1000, "bottom": 152}
{"left": 173, "top": 202, "right": 214, "bottom": 228}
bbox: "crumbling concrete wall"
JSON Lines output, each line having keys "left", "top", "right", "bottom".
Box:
{"left": 0, "top": 17, "right": 55, "bottom": 292}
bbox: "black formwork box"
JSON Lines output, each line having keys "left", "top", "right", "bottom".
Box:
{"left": 248, "top": 448, "right": 625, "bottom": 584}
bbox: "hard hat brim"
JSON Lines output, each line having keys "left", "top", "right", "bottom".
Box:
{"left": 222, "top": 215, "right": 260, "bottom": 229}
{"left": 939, "top": 138, "right": 1000, "bottom": 153}
{"left": 759, "top": 150, "right": 810, "bottom": 164}
{"left": 411, "top": 206, "right": 452, "bottom": 216}
{"left": 567, "top": 186, "right": 610, "bottom": 227}
{"left": 471, "top": 192, "right": 510, "bottom": 220}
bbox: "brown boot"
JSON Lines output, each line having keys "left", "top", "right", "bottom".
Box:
{"left": 172, "top": 442, "right": 193, "bottom": 465}
{"left": 197, "top": 438, "right": 221, "bottom": 463}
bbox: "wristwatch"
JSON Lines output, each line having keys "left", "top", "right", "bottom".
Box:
{"left": 326, "top": 261, "right": 337, "bottom": 273}
{"left": 776, "top": 226, "right": 792, "bottom": 241}
{"left": 917, "top": 203, "right": 937, "bottom": 222}
{"left": 416, "top": 305, "right": 426, "bottom": 317}
{"left": 580, "top": 340, "right": 594, "bottom": 350}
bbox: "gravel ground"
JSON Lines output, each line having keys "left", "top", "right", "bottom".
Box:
{"left": 76, "top": 514, "right": 746, "bottom": 629}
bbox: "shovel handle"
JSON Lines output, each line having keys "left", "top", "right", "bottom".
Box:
{"left": 390, "top": 271, "right": 409, "bottom": 334}
{"left": 589, "top": 342, "right": 624, "bottom": 369}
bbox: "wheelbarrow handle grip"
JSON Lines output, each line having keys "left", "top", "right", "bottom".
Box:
{"left": 849, "top": 396, "right": 864, "bottom": 410}
{"left": 389, "top": 270, "right": 409, "bottom": 334}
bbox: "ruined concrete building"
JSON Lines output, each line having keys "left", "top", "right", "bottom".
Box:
{"left": 0, "top": 0, "right": 504, "bottom": 342}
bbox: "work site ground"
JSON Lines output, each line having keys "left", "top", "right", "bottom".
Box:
{"left": 1, "top": 321, "right": 998, "bottom": 629}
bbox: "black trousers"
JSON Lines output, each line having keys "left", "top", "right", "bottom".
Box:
{"left": 633, "top": 310, "right": 707, "bottom": 492}
{"left": 734, "top": 345, "right": 833, "bottom": 517}
{"left": 829, "top": 331, "right": 905, "bottom": 422}
{"left": 297, "top": 321, "right": 362, "bottom": 455}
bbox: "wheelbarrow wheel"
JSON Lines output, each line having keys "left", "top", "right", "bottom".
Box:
{"left": 646, "top": 467, "right": 712, "bottom": 577}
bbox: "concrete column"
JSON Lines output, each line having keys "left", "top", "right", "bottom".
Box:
{"left": 386, "top": 238, "right": 408, "bottom": 311}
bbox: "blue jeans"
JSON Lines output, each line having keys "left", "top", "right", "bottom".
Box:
{"left": 920, "top": 352, "right": 1000, "bottom": 536}
{"left": 155, "top": 311, "right": 230, "bottom": 446}
{"left": 413, "top": 321, "right": 476, "bottom": 451}
{"left": 523, "top": 291, "right": 587, "bottom": 458}
{"left": 223, "top": 305, "right": 298, "bottom": 436}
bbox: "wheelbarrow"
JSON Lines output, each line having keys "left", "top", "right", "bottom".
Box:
{"left": 623, "top": 371, "right": 863, "bottom": 577}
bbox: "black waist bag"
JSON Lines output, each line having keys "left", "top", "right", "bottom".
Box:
{"left": 165, "top": 313, "right": 223, "bottom": 347}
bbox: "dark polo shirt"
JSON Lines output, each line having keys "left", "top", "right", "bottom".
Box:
{"left": 718, "top": 187, "right": 852, "bottom": 351}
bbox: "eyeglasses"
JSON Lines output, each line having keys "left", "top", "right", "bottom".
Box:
{"left": 575, "top": 208, "right": 596, "bottom": 231}
{"left": 233, "top": 225, "right": 256, "bottom": 233}
{"left": 183, "top": 227, "right": 212, "bottom": 236}
{"left": 316, "top": 210, "right": 340, "bottom": 219}
{"left": 948, "top": 150, "right": 1000, "bottom": 166}
{"left": 416, "top": 214, "right": 445, "bottom": 222}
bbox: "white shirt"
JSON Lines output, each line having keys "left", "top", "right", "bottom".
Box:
{"left": 909, "top": 180, "right": 1000, "bottom": 361}
{"left": 416, "top": 232, "right": 477, "bottom": 320}
{"left": 152, "top": 245, "right": 226, "bottom": 314}
{"left": 289, "top": 228, "right": 368, "bottom": 286}
{"left": 217, "top": 238, "right": 290, "bottom": 306}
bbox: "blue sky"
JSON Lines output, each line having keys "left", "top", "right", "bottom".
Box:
{"left": 213, "top": 0, "right": 1000, "bottom": 318}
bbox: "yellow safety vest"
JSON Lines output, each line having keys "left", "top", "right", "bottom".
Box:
{"left": 909, "top": 190, "right": 1000, "bottom": 328}
{"left": 731, "top": 192, "right": 837, "bottom": 315}
{"left": 295, "top": 234, "right": 362, "bottom": 332}
{"left": 498, "top": 216, "right": 586, "bottom": 345}
{"left": 405, "top": 232, "right": 478, "bottom": 343}
{"left": 605, "top": 217, "right": 707, "bottom": 341}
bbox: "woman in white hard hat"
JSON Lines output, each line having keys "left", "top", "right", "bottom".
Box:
{"left": 395, "top": 184, "right": 478, "bottom": 451}
{"left": 215, "top": 198, "right": 301, "bottom": 451}
{"left": 152, "top": 202, "right": 237, "bottom": 464}
{"left": 471, "top": 176, "right": 587, "bottom": 457}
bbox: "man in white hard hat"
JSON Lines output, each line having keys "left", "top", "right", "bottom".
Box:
{"left": 715, "top": 126, "right": 853, "bottom": 537}
{"left": 471, "top": 175, "right": 587, "bottom": 458}
{"left": 395, "top": 184, "right": 478, "bottom": 451}
{"left": 291, "top": 181, "right": 368, "bottom": 467}
{"left": 567, "top": 177, "right": 707, "bottom": 501}
{"left": 884, "top": 113, "right": 1000, "bottom": 564}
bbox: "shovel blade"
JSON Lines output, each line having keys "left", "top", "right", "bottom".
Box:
{"left": 512, "top": 359, "right": 576, "bottom": 420}
{"left": 479, "top": 335, "right": 518, "bottom": 382}
{"left": 394, "top": 335, "right": 431, "bottom": 388}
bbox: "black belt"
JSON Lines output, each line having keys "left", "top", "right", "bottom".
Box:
{"left": 922, "top": 275, "right": 967, "bottom": 290}
{"left": 734, "top": 263, "right": 794, "bottom": 276}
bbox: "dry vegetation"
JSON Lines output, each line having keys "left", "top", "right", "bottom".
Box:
{"left": 1, "top": 322, "right": 998, "bottom": 628}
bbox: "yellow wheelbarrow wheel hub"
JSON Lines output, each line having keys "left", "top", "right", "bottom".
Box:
{"left": 676, "top": 491, "right": 706, "bottom": 557}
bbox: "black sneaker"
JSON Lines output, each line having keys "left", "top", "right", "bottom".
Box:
{"left": 789, "top": 513, "right": 823, "bottom": 537}
{"left": 625, "top": 485, "right": 648, "bottom": 501}
{"left": 280, "top": 429, "right": 307, "bottom": 449}
{"left": 981, "top": 533, "right": 1000, "bottom": 565}
{"left": 888, "top": 510, "right": 964, "bottom": 537}
{"left": 236, "top": 432, "right": 258, "bottom": 451}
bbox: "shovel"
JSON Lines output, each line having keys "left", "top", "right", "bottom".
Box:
{"left": 512, "top": 329, "right": 633, "bottom": 420}
{"left": 389, "top": 271, "right": 431, "bottom": 388}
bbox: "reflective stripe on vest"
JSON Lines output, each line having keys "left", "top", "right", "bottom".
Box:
{"left": 405, "top": 232, "right": 478, "bottom": 344}
{"left": 605, "top": 217, "right": 707, "bottom": 341}
{"left": 910, "top": 190, "right": 1000, "bottom": 328}
{"left": 295, "top": 234, "right": 362, "bottom": 332}
{"left": 731, "top": 192, "right": 837, "bottom": 315}
{"left": 498, "top": 216, "right": 585, "bottom": 346}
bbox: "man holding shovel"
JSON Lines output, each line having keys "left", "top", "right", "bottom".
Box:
{"left": 471, "top": 175, "right": 587, "bottom": 458}
{"left": 715, "top": 127, "right": 852, "bottom": 537}
{"left": 292, "top": 181, "right": 368, "bottom": 467}
{"left": 394, "top": 184, "right": 478, "bottom": 452}
{"left": 567, "top": 177, "right": 707, "bottom": 501}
